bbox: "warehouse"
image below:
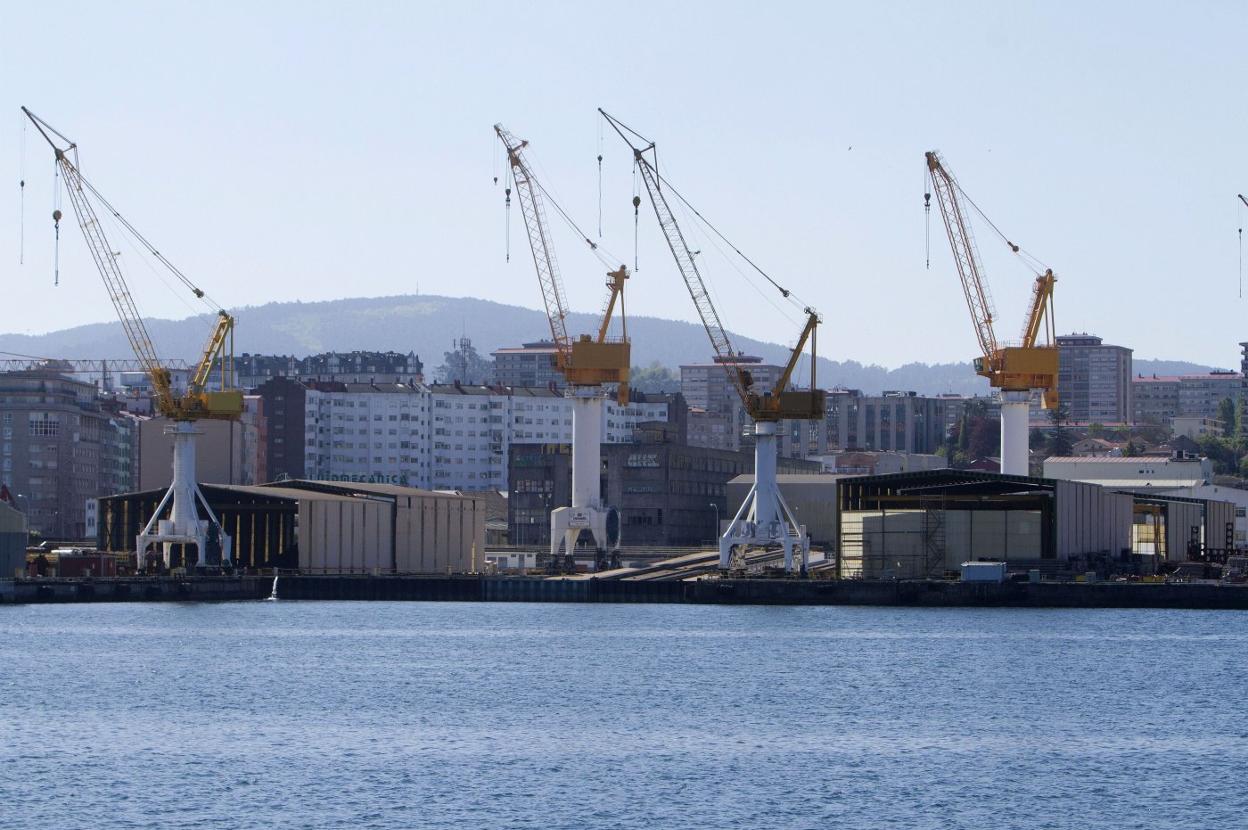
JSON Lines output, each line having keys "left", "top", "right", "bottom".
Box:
{"left": 96, "top": 480, "right": 484, "bottom": 573}
{"left": 836, "top": 469, "right": 1228, "bottom": 579}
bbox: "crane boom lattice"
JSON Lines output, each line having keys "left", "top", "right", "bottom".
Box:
{"left": 495, "top": 126, "right": 572, "bottom": 364}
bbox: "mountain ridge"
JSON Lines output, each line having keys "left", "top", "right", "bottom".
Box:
{"left": 0, "top": 294, "right": 1218, "bottom": 396}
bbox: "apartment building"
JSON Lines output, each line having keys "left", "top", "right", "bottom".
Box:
{"left": 0, "top": 370, "right": 125, "bottom": 540}
{"left": 1056, "top": 333, "right": 1133, "bottom": 424}
{"left": 1132, "top": 371, "right": 1241, "bottom": 425}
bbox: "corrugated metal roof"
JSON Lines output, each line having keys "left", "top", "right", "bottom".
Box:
{"left": 728, "top": 473, "right": 853, "bottom": 485}
{"left": 1045, "top": 456, "right": 1203, "bottom": 464}
{"left": 265, "top": 479, "right": 478, "bottom": 501}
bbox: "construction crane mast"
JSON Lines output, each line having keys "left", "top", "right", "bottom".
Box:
{"left": 601, "top": 109, "right": 824, "bottom": 573}
{"left": 925, "top": 150, "right": 1058, "bottom": 476}
{"left": 495, "top": 123, "right": 631, "bottom": 572}
{"left": 23, "top": 107, "right": 242, "bottom": 571}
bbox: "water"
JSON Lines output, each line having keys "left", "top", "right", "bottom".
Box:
{"left": 1, "top": 602, "right": 1246, "bottom": 829}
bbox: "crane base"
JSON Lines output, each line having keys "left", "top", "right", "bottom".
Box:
{"left": 550, "top": 506, "right": 620, "bottom": 573}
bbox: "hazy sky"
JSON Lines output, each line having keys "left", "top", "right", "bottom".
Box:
{"left": 2, "top": 1, "right": 1246, "bottom": 368}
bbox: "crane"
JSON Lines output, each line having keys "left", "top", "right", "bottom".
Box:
{"left": 600, "top": 109, "right": 824, "bottom": 574}
{"left": 925, "top": 150, "right": 1058, "bottom": 476}
{"left": 495, "top": 123, "right": 631, "bottom": 572}
{"left": 23, "top": 106, "right": 242, "bottom": 571}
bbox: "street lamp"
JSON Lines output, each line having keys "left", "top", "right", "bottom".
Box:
{"left": 709, "top": 502, "right": 720, "bottom": 543}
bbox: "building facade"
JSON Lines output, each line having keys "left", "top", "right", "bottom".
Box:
{"left": 233, "top": 350, "right": 423, "bottom": 390}
{"left": 0, "top": 370, "right": 120, "bottom": 540}
{"left": 259, "top": 377, "right": 676, "bottom": 493}
{"left": 813, "top": 389, "right": 956, "bottom": 455}
{"left": 681, "top": 355, "right": 786, "bottom": 453}
{"left": 1056, "top": 333, "right": 1133, "bottom": 424}
{"left": 1133, "top": 371, "right": 1241, "bottom": 426}
{"left": 491, "top": 342, "right": 561, "bottom": 390}
{"left": 508, "top": 440, "right": 819, "bottom": 548}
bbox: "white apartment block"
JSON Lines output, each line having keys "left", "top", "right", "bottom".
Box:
{"left": 295, "top": 381, "right": 672, "bottom": 493}
{"left": 302, "top": 383, "right": 433, "bottom": 488}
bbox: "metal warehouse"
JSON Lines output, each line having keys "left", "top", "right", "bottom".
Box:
{"left": 96, "top": 480, "right": 484, "bottom": 573}
{"left": 837, "top": 469, "right": 1234, "bottom": 579}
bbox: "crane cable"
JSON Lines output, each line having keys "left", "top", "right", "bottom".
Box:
{"left": 598, "top": 109, "right": 810, "bottom": 313}
{"left": 1238, "top": 193, "right": 1246, "bottom": 299}
{"left": 18, "top": 118, "right": 25, "bottom": 265}
{"left": 52, "top": 159, "right": 61, "bottom": 286}
{"left": 596, "top": 116, "right": 604, "bottom": 239}
{"left": 946, "top": 172, "right": 1049, "bottom": 275}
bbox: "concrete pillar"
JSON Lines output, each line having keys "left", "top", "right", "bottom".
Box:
{"left": 1000, "top": 391, "right": 1031, "bottom": 477}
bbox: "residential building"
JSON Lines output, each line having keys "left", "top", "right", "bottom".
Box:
{"left": 1132, "top": 371, "right": 1241, "bottom": 425}
{"left": 681, "top": 355, "right": 784, "bottom": 452}
{"left": 255, "top": 377, "right": 308, "bottom": 482}
{"left": 1172, "top": 416, "right": 1225, "bottom": 440}
{"left": 232, "top": 350, "right": 423, "bottom": 390}
{"left": 491, "top": 342, "right": 560, "bottom": 390}
{"left": 241, "top": 395, "right": 266, "bottom": 485}
{"left": 1056, "top": 333, "right": 1133, "bottom": 424}
{"left": 1239, "top": 341, "right": 1248, "bottom": 440}
{"left": 1132, "top": 375, "right": 1181, "bottom": 425}
{"left": 305, "top": 381, "right": 433, "bottom": 488}
{"left": 815, "top": 389, "right": 956, "bottom": 455}
{"left": 0, "top": 370, "right": 115, "bottom": 539}
{"left": 259, "top": 376, "right": 677, "bottom": 493}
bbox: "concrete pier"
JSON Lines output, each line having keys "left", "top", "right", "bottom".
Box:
{"left": 5, "top": 575, "right": 1248, "bottom": 610}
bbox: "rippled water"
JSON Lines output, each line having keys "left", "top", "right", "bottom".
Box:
{"left": 1, "top": 601, "right": 1246, "bottom": 829}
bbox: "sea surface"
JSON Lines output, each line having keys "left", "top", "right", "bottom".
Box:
{"left": 1, "top": 601, "right": 1245, "bottom": 829}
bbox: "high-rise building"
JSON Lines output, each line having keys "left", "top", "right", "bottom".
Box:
{"left": 0, "top": 370, "right": 121, "bottom": 539}
{"left": 681, "top": 355, "right": 785, "bottom": 452}
{"left": 1056, "top": 333, "right": 1133, "bottom": 424}
{"left": 1240, "top": 342, "right": 1248, "bottom": 440}
{"left": 491, "top": 342, "right": 561, "bottom": 390}
{"left": 814, "top": 389, "right": 955, "bottom": 455}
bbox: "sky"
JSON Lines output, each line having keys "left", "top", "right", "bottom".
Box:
{"left": 1, "top": 1, "right": 1246, "bottom": 368}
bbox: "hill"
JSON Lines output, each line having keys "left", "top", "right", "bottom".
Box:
{"left": 0, "top": 294, "right": 1216, "bottom": 396}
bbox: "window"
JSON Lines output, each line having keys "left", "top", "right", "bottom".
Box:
{"left": 29, "top": 416, "right": 59, "bottom": 437}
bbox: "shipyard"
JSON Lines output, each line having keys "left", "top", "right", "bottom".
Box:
{"left": 3, "top": 5, "right": 1248, "bottom": 829}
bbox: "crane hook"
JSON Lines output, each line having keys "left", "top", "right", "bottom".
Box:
{"left": 52, "top": 209, "right": 62, "bottom": 286}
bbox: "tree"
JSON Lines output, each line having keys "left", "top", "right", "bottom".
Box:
{"left": 1218, "top": 397, "right": 1238, "bottom": 438}
{"left": 435, "top": 339, "right": 493, "bottom": 385}
{"left": 1088, "top": 422, "right": 1105, "bottom": 438}
{"left": 629, "top": 361, "right": 680, "bottom": 393}
{"left": 968, "top": 416, "right": 1000, "bottom": 460}
{"left": 1047, "top": 426, "right": 1073, "bottom": 457}
{"left": 1029, "top": 427, "right": 1046, "bottom": 449}
{"left": 1123, "top": 440, "right": 1138, "bottom": 457}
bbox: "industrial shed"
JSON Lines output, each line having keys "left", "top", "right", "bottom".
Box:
{"left": 261, "top": 480, "right": 485, "bottom": 574}
{"left": 97, "top": 480, "right": 485, "bottom": 574}
{"left": 726, "top": 474, "right": 845, "bottom": 549}
{"left": 836, "top": 469, "right": 1217, "bottom": 579}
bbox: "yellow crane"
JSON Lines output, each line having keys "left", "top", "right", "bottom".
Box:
{"left": 925, "top": 150, "right": 1057, "bottom": 476}
{"left": 24, "top": 107, "right": 242, "bottom": 570}
{"left": 495, "top": 123, "right": 630, "bottom": 571}
{"left": 601, "top": 109, "right": 823, "bottom": 573}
